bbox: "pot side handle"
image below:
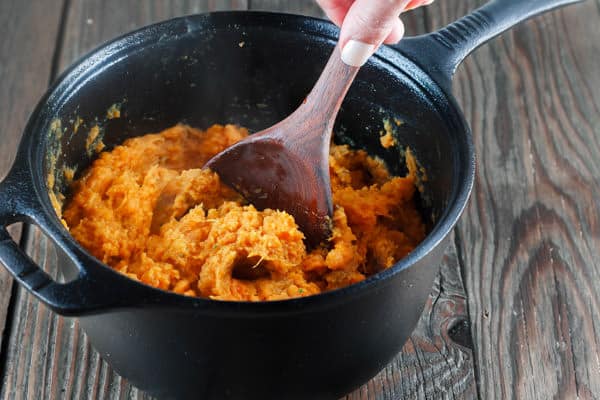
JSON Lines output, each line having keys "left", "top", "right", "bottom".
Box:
{"left": 394, "top": 0, "right": 584, "bottom": 92}
{"left": 0, "top": 166, "right": 141, "bottom": 316}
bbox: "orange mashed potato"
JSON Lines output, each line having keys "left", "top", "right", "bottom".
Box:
{"left": 63, "top": 124, "right": 426, "bottom": 301}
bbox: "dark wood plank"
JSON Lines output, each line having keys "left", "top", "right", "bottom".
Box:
{"left": 0, "top": 0, "right": 66, "bottom": 365}
{"left": 426, "top": 0, "right": 600, "bottom": 398}
{"left": 1, "top": 1, "right": 477, "bottom": 399}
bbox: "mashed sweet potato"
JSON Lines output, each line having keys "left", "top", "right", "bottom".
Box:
{"left": 62, "top": 124, "right": 426, "bottom": 301}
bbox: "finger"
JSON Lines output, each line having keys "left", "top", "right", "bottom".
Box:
{"left": 383, "top": 18, "right": 405, "bottom": 44}
{"left": 315, "top": 0, "right": 354, "bottom": 27}
{"left": 405, "top": 0, "right": 434, "bottom": 11}
{"left": 339, "top": 0, "right": 410, "bottom": 47}
{"left": 339, "top": 0, "right": 411, "bottom": 66}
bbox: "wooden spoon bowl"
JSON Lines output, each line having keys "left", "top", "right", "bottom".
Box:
{"left": 205, "top": 45, "right": 359, "bottom": 247}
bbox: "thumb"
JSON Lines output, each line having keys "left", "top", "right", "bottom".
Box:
{"left": 339, "top": 0, "right": 411, "bottom": 67}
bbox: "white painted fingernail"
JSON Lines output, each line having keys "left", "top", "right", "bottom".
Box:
{"left": 341, "top": 40, "right": 376, "bottom": 67}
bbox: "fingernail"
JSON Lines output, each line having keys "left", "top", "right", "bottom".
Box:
{"left": 341, "top": 40, "right": 376, "bottom": 67}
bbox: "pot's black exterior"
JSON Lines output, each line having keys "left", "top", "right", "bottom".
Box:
{"left": 76, "top": 238, "right": 448, "bottom": 399}
{"left": 0, "top": 1, "right": 581, "bottom": 398}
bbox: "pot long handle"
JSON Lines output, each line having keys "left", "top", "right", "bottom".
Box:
{"left": 0, "top": 165, "right": 144, "bottom": 316}
{"left": 395, "top": 0, "right": 584, "bottom": 92}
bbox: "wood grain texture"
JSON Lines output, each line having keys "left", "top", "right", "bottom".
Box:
{"left": 426, "top": 0, "right": 600, "bottom": 398}
{"left": 1, "top": 1, "right": 476, "bottom": 399}
{"left": 0, "top": 0, "right": 66, "bottom": 361}
{"left": 248, "top": 0, "right": 324, "bottom": 15}
{"left": 344, "top": 239, "right": 477, "bottom": 400}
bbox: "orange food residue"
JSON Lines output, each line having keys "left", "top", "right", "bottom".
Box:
{"left": 107, "top": 103, "right": 121, "bottom": 119}
{"left": 379, "top": 118, "right": 396, "bottom": 148}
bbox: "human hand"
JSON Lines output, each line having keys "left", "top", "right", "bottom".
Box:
{"left": 316, "top": 0, "right": 434, "bottom": 66}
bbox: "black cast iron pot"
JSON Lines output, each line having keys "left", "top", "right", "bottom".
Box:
{"left": 0, "top": 0, "right": 581, "bottom": 398}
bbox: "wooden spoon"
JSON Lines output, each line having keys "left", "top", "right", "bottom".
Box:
{"left": 204, "top": 45, "right": 361, "bottom": 248}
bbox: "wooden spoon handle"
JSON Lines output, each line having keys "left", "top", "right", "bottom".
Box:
{"left": 303, "top": 45, "right": 361, "bottom": 132}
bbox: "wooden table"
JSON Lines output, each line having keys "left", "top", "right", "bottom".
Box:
{"left": 0, "top": 0, "right": 598, "bottom": 398}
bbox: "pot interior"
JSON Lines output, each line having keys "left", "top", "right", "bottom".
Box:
{"left": 42, "top": 12, "right": 466, "bottom": 239}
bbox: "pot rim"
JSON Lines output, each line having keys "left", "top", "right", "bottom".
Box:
{"left": 18, "top": 11, "right": 475, "bottom": 314}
